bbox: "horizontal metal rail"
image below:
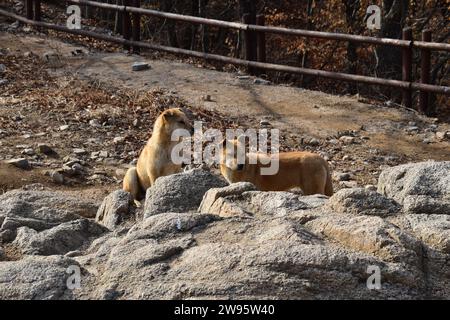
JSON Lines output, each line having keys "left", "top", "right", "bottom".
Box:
{"left": 67, "top": 0, "right": 450, "bottom": 52}
{"left": 1, "top": 8, "right": 448, "bottom": 96}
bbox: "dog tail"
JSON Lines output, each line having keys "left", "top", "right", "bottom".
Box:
{"left": 123, "top": 167, "right": 145, "bottom": 201}
{"left": 324, "top": 162, "right": 334, "bottom": 197}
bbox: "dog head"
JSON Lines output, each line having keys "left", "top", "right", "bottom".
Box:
{"left": 160, "top": 108, "right": 194, "bottom": 135}
{"left": 220, "top": 139, "right": 246, "bottom": 173}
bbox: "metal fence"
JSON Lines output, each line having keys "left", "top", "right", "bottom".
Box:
{"left": 1, "top": 0, "right": 449, "bottom": 115}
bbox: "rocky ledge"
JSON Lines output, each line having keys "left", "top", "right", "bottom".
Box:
{"left": 0, "top": 162, "right": 449, "bottom": 299}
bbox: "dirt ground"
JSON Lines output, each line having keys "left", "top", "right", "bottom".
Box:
{"left": 1, "top": 28, "right": 449, "bottom": 203}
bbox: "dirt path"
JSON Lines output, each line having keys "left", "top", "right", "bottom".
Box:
{"left": 1, "top": 31, "right": 449, "bottom": 200}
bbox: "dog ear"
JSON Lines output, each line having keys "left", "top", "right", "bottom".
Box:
{"left": 163, "top": 110, "right": 175, "bottom": 119}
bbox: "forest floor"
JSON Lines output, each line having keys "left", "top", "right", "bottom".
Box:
{"left": 1, "top": 26, "right": 449, "bottom": 203}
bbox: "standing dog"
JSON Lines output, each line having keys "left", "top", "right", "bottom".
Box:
{"left": 220, "top": 139, "right": 333, "bottom": 196}
{"left": 123, "top": 108, "right": 194, "bottom": 201}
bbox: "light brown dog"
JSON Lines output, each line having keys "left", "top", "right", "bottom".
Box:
{"left": 220, "top": 139, "right": 333, "bottom": 196}
{"left": 123, "top": 108, "right": 193, "bottom": 201}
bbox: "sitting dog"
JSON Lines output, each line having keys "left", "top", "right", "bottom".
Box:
{"left": 123, "top": 108, "right": 194, "bottom": 201}
{"left": 220, "top": 139, "right": 333, "bottom": 196}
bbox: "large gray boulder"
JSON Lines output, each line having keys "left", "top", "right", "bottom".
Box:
{"left": 96, "top": 190, "right": 132, "bottom": 230}
{"left": 78, "top": 212, "right": 426, "bottom": 299}
{"left": 328, "top": 188, "right": 401, "bottom": 217}
{"left": 378, "top": 161, "right": 450, "bottom": 214}
{"left": 199, "top": 182, "right": 328, "bottom": 217}
{"left": 0, "top": 190, "right": 100, "bottom": 242}
{"left": 13, "top": 219, "right": 107, "bottom": 256}
{"left": 144, "top": 168, "right": 227, "bottom": 218}
{"left": 0, "top": 255, "right": 79, "bottom": 300}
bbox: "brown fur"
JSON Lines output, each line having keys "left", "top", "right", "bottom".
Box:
{"left": 123, "top": 108, "right": 193, "bottom": 201}
{"left": 220, "top": 140, "right": 333, "bottom": 196}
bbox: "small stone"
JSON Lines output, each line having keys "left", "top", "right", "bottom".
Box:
{"left": 72, "top": 163, "right": 84, "bottom": 175}
{"left": 0, "top": 79, "right": 8, "bottom": 86}
{"left": 133, "top": 119, "right": 140, "bottom": 127}
{"left": 237, "top": 75, "right": 250, "bottom": 80}
{"left": 89, "top": 119, "right": 101, "bottom": 127}
{"left": 340, "top": 181, "right": 358, "bottom": 188}
{"left": 113, "top": 137, "right": 125, "bottom": 144}
{"left": 132, "top": 62, "right": 150, "bottom": 71}
{"left": 50, "top": 171, "right": 64, "bottom": 184}
{"left": 6, "top": 158, "right": 30, "bottom": 170}
{"left": 342, "top": 155, "right": 352, "bottom": 161}
{"left": 37, "top": 143, "right": 55, "bottom": 155}
{"left": 59, "top": 125, "right": 69, "bottom": 131}
{"left": 22, "top": 148, "right": 35, "bottom": 156}
{"left": 365, "top": 185, "right": 377, "bottom": 192}
{"left": 405, "top": 126, "right": 419, "bottom": 133}
{"left": 73, "top": 148, "right": 87, "bottom": 155}
{"left": 202, "top": 95, "right": 212, "bottom": 102}
{"left": 339, "top": 136, "right": 356, "bottom": 144}
{"left": 436, "top": 131, "right": 450, "bottom": 141}
{"left": 260, "top": 120, "right": 271, "bottom": 127}
{"left": 99, "top": 151, "right": 109, "bottom": 158}
{"left": 254, "top": 78, "right": 271, "bottom": 85}
{"left": 334, "top": 172, "right": 352, "bottom": 182}
{"left": 307, "top": 138, "right": 320, "bottom": 146}
{"left": 0, "top": 64, "right": 6, "bottom": 74}
{"left": 422, "top": 138, "right": 433, "bottom": 144}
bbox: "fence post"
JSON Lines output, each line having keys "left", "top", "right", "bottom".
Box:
{"left": 25, "top": 0, "right": 33, "bottom": 20}
{"left": 256, "top": 14, "right": 266, "bottom": 75}
{"left": 33, "top": 0, "right": 41, "bottom": 22}
{"left": 401, "top": 28, "right": 412, "bottom": 109}
{"left": 122, "top": 0, "right": 132, "bottom": 52}
{"left": 242, "top": 13, "right": 257, "bottom": 75}
{"left": 419, "top": 30, "right": 432, "bottom": 115}
{"left": 131, "top": 0, "right": 141, "bottom": 54}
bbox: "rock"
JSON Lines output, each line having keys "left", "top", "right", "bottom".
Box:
{"left": 436, "top": 131, "right": 450, "bottom": 141}
{"left": 199, "top": 182, "right": 257, "bottom": 214}
{"left": 73, "top": 148, "right": 87, "bottom": 155}
{"left": 50, "top": 171, "right": 64, "bottom": 184}
{"left": 333, "top": 172, "right": 352, "bottom": 182}
{"left": 0, "top": 190, "right": 99, "bottom": 242}
{"left": 199, "top": 182, "right": 328, "bottom": 217}
{"left": 390, "top": 214, "right": 450, "bottom": 253}
{"left": 405, "top": 126, "right": 419, "bottom": 133}
{"left": 37, "top": 143, "right": 55, "bottom": 155}
{"left": 378, "top": 161, "right": 450, "bottom": 214}
{"left": 202, "top": 94, "right": 212, "bottom": 102}
{"left": 237, "top": 75, "right": 250, "bottom": 80}
{"left": 307, "top": 138, "right": 320, "bottom": 146}
{"left": 113, "top": 137, "right": 125, "bottom": 144}
{"left": 0, "top": 79, "right": 8, "bottom": 86}
{"left": 5, "top": 158, "right": 30, "bottom": 170}
{"left": 98, "top": 150, "right": 109, "bottom": 158}
{"left": 144, "top": 168, "right": 227, "bottom": 217}
{"left": 22, "top": 148, "right": 35, "bottom": 156}
{"left": 339, "top": 136, "right": 356, "bottom": 144}
{"left": 132, "top": 62, "right": 150, "bottom": 71}
{"left": 13, "top": 219, "right": 107, "bottom": 256}
{"left": 259, "top": 120, "right": 271, "bottom": 127}
{"left": 365, "top": 185, "right": 377, "bottom": 192}
{"left": 96, "top": 190, "right": 132, "bottom": 230}
{"left": 0, "top": 63, "right": 6, "bottom": 74}
{"left": 306, "top": 214, "right": 421, "bottom": 265}
{"left": 0, "top": 255, "right": 79, "bottom": 299}
{"left": 71, "top": 163, "right": 84, "bottom": 175}
{"left": 403, "top": 195, "right": 450, "bottom": 215}
{"left": 59, "top": 125, "right": 69, "bottom": 131}
{"left": 328, "top": 188, "right": 401, "bottom": 217}
{"left": 89, "top": 119, "right": 101, "bottom": 127}
{"left": 254, "top": 78, "right": 271, "bottom": 85}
